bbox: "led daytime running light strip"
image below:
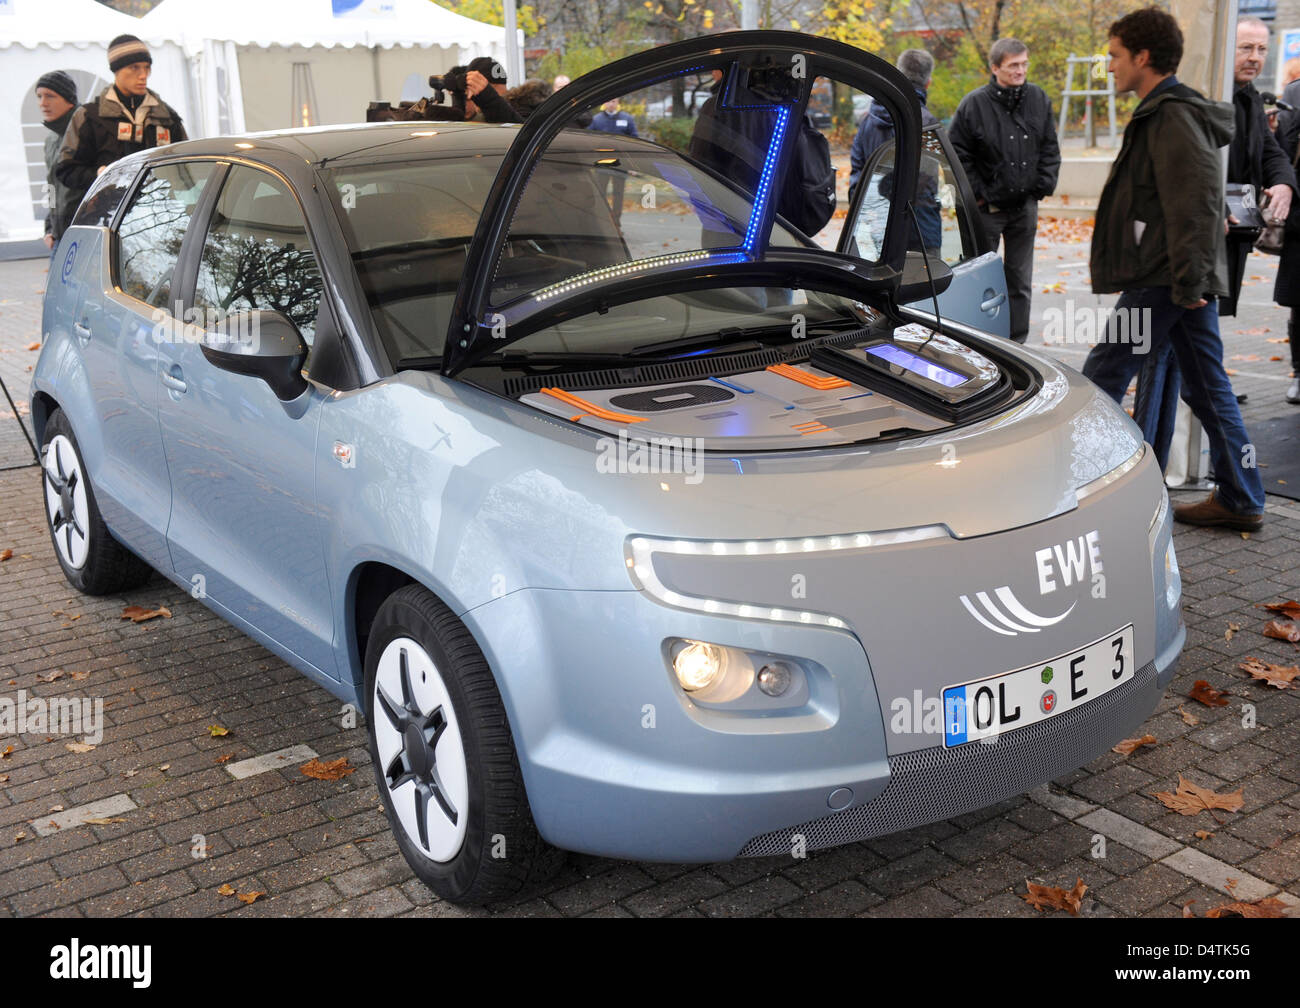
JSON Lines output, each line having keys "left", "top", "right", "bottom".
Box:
{"left": 742, "top": 105, "right": 791, "bottom": 253}
{"left": 530, "top": 250, "right": 746, "bottom": 303}
{"left": 625, "top": 525, "right": 950, "bottom": 629}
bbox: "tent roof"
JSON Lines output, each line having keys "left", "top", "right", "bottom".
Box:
{"left": 138, "top": 0, "right": 506, "bottom": 50}
{"left": 0, "top": 0, "right": 146, "bottom": 50}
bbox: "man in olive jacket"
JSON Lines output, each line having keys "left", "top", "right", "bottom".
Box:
{"left": 1082, "top": 7, "right": 1265, "bottom": 531}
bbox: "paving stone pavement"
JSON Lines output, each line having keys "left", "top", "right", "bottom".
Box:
{"left": 0, "top": 234, "right": 1297, "bottom": 918}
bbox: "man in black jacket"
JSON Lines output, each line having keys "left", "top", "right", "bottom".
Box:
{"left": 949, "top": 38, "right": 1060, "bottom": 343}
{"left": 36, "top": 70, "right": 78, "bottom": 252}
{"left": 1223, "top": 17, "right": 1296, "bottom": 316}
{"left": 56, "top": 35, "right": 186, "bottom": 197}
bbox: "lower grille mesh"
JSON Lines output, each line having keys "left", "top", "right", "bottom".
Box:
{"left": 737, "top": 660, "right": 1159, "bottom": 857}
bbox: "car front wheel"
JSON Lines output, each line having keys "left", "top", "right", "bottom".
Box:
{"left": 364, "top": 584, "right": 562, "bottom": 904}
{"left": 41, "top": 408, "right": 153, "bottom": 595}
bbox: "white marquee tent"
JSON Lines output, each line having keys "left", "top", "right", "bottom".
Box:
{"left": 1, "top": 0, "right": 509, "bottom": 248}
{"left": 0, "top": 0, "right": 191, "bottom": 244}
{"left": 138, "top": 0, "right": 512, "bottom": 134}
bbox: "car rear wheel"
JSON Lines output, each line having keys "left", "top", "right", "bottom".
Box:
{"left": 41, "top": 409, "right": 153, "bottom": 595}
{"left": 364, "top": 584, "right": 563, "bottom": 904}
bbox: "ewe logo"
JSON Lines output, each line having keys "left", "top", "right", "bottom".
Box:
{"left": 959, "top": 530, "right": 1103, "bottom": 636}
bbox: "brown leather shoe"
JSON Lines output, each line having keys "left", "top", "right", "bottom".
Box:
{"left": 1173, "top": 493, "right": 1263, "bottom": 532}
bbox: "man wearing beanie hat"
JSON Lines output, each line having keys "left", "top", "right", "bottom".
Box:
{"left": 35, "top": 70, "right": 78, "bottom": 251}
{"left": 56, "top": 34, "right": 187, "bottom": 196}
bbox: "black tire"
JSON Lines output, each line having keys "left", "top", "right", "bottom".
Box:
{"left": 364, "top": 584, "right": 563, "bottom": 904}
{"left": 40, "top": 408, "right": 153, "bottom": 595}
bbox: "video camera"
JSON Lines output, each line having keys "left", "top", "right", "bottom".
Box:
{"left": 366, "top": 65, "right": 473, "bottom": 123}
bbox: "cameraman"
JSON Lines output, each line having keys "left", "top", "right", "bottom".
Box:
{"left": 464, "top": 57, "right": 521, "bottom": 124}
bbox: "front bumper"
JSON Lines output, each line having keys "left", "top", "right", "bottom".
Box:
{"left": 463, "top": 575, "right": 1182, "bottom": 864}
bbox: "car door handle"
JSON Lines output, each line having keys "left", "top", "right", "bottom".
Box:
{"left": 161, "top": 370, "right": 187, "bottom": 394}
{"left": 74, "top": 322, "right": 91, "bottom": 342}
{"left": 980, "top": 292, "right": 1007, "bottom": 312}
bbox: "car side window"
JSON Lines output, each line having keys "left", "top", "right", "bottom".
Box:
{"left": 852, "top": 131, "right": 972, "bottom": 268}
{"left": 115, "top": 162, "right": 213, "bottom": 308}
{"left": 72, "top": 159, "right": 139, "bottom": 229}
{"left": 192, "top": 166, "right": 324, "bottom": 346}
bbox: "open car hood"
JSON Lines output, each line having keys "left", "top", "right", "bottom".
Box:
{"left": 442, "top": 31, "right": 926, "bottom": 376}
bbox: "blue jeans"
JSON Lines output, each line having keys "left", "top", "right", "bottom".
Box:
{"left": 1081, "top": 288, "right": 1265, "bottom": 514}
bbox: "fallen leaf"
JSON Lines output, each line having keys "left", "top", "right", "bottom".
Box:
{"left": 1226, "top": 368, "right": 1238, "bottom": 376}
{"left": 1238, "top": 657, "right": 1300, "bottom": 689}
{"left": 13, "top": 832, "right": 25, "bottom": 842}
{"left": 1189, "top": 680, "right": 1230, "bottom": 707}
{"left": 25, "top": 341, "right": 40, "bottom": 351}
{"left": 69, "top": 670, "right": 90, "bottom": 681}
{"left": 217, "top": 883, "right": 235, "bottom": 896}
{"left": 1151, "top": 775, "right": 1245, "bottom": 817}
{"left": 0, "top": 745, "right": 12, "bottom": 759}
{"left": 1022, "top": 877, "right": 1088, "bottom": 916}
{"left": 0, "top": 549, "right": 11, "bottom": 562}
{"left": 65, "top": 742, "right": 95, "bottom": 753}
{"left": 1206, "top": 897, "right": 1288, "bottom": 918}
{"left": 1112, "top": 734, "right": 1158, "bottom": 755}
{"left": 215, "top": 754, "right": 234, "bottom": 764}
{"left": 36, "top": 671, "right": 63, "bottom": 683}
{"left": 1177, "top": 705, "right": 1200, "bottom": 726}
{"left": 236, "top": 891, "right": 266, "bottom": 905}
{"left": 0, "top": 775, "right": 7, "bottom": 783}
{"left": 1264, "top": 620, "right": 1300, "bottom": 643}
{"left": 207, "top": 724, "right": 229, "bottom": 737}
{"left": 301, "top": 757, "right": 356, "bottom": 782}
{"left": 1225, "top": 877, "right": 1238, "bottom": 891}
{"left": 123, "top": 769, "right": 138, "bottom": 778}
{"left": 1225, "top": 622, "right": 1241, "bottom": 642}
{"left": 1194, "top": 830, "right": 1214, "bottom": 840}
{"left": 83, "top": 817, "right": 125, "bottom": 825}
{"left": 48, "top": 804, "right": 63, "bottom": 812}
{"left": 1271, "top": 355, "right": 1284, "bottom": 361}
{"left": 120, "top": 605, "right": 172, "bottom": 623}
{"left": 1262, "top": 599, "right": 1300, "bottom": 619}
{"left": 1183, "top": 900, "right": 1196, "bottom": 918}
{"left": 159, "top": 763, "right": 170, "bottom": 772}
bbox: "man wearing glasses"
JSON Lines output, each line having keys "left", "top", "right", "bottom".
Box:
{"left": 1224, "top": 17, "right": 1296, "bottom": 315}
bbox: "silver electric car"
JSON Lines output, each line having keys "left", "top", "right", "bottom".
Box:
{"left": 31, "top": 33, "right": 1183, "bottom": 904}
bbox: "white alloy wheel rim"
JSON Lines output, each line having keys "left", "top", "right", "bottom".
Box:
{"left": 372, "top": 636, "right": 470, "bottom": 863}
{"left": 43, "top": 434, "right": 90, "bottom": 570}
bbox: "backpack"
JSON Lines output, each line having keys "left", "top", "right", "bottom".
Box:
{"left": 779, "top": 114, "right": 836, "bottom": 236}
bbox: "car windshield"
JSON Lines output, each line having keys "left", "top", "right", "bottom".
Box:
{"left": 324, "top": 135, "right": 870, "bottom": 367}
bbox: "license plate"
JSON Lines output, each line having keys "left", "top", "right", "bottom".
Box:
{"left": 943, "top": 625, "right": 1135, "bottom": 747}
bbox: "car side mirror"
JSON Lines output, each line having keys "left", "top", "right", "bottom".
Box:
{"left": 200, "top": 309, "right": 309, "bottom": 401}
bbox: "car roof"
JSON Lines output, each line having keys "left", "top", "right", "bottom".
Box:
{"left": 155, "top": 120, "right": 554, "bottom": 168}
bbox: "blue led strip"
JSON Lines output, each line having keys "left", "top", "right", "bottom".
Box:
{"left": 741, "top": 105, "right": 791, "bottom": 254}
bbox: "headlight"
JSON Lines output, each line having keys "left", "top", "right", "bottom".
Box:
{"left": 673, "top": 641, "right": 724, "bottom": 692}
{"left": 1076, "top": 444, "right": 1145, "bottom": 500}
{"left": 1165, "top": 539, "right": 1181, "bottom": 610}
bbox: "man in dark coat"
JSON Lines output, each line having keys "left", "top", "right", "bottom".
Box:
{"left": 56, "top": 35, "right": 186, "bottom": 197}
{"left": 849, "top": 49, "right": 942, "bottom": 259}
{"left": 949, "top": 38, "right": 1060, "bottom": 343}
{"left": 1222, "top": 17, "right": 1296, "bottom": 316}
{"left": 589, "top": 98, "right": 638, "bottom": 224}
{"left": 1082, "top": 7, "right": 1264, "bottom": 531}
{"left": 35, "top": 70, "right": 79, "bottom": 252}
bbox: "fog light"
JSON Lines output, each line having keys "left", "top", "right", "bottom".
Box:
{"left": 674, "top": 641, "right": 723, "bottom": 692}
{"left": 1165, "top": 539, "right": 1181, "bottom": 609}
{"left": 757, "top": 662, "right": 793, "bottom": 697}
